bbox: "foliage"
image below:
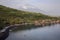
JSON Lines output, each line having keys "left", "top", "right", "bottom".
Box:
{"left": 0, "top": 5, "right": 59, "bottom": 29}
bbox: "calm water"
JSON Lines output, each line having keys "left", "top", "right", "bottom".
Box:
{"left": 6, "top": 24, "right": 60, "bottom": 40}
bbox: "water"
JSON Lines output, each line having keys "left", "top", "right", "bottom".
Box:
{"left": 6, "top": 24, "right": 60, "bottom": 40}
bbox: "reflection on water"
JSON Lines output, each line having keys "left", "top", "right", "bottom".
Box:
{"left": 6, "top": 24, "right": 60, "bottom": 40}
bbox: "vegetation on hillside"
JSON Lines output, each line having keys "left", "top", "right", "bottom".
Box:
{"left": 0, "top": 5, "right": 59, "bottom": 29}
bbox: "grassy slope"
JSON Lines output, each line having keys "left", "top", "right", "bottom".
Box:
{"left": 0, "top": 5, "right": 59, "bottom": 29}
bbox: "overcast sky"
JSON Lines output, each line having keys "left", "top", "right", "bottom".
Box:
{"left": 0, "top": 0, "right": 60, "bottom": 16}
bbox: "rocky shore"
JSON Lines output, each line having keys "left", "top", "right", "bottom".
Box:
{"left": 0, "top": 19, "right": 60, "bottom": 40}
{"left": 34, "top": 19, "right": 60, "bottom": 26}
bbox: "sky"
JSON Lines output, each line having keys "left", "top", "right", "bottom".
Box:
{"left": 0, "top": 0, "right": 60, "bottom": 16}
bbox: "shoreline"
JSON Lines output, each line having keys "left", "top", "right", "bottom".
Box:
{"left": 0, "top": 20, "right": 60, "bottom": 40}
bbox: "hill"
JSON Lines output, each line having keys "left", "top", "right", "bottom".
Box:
{"left": 0, "top": 5, "right": 59, "bottom": 29}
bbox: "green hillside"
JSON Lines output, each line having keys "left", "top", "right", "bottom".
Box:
{"left": 0, "top": 5, "right": 59, "bottom": 29}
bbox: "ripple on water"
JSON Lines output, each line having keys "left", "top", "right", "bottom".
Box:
{"left": 6, "top": 24, "right": 60, "bottom": 40}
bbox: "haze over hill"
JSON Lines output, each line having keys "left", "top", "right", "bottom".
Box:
{"left": 0, "top": 0, "right": 60, "bottom": 16}
{"left": 18, "top": 4, "right": 46, "bottom": 14}
{"left": 0, "top": 4, "right": 48, "bottom": 16}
